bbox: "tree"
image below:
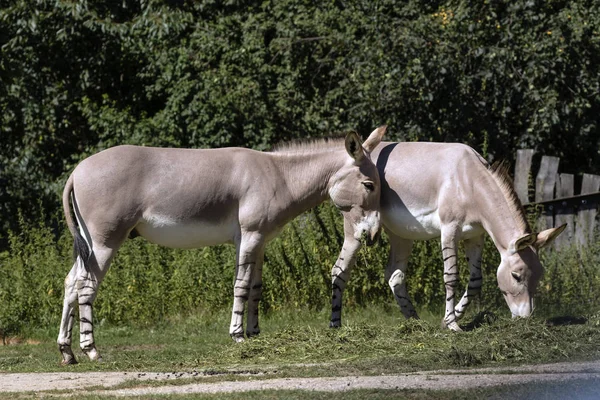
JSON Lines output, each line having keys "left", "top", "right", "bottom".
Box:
{"left": 1, "top": 0, "right": 599, "bottom": 245}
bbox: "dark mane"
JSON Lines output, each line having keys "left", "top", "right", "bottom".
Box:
{"left": 489, "top": 160, "right": 531, "bottom": 233}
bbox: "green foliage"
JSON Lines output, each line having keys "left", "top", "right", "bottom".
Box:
{"left": 537, "top": 238, "right": 600, "bottom": 315}
{"left": 1, "top": 0, "right": 600, "bottom": 242}
{"left": 0, "top": 0, "right": 599, "bottom": 338}
{"left": 0, "top": 214, "right": 70, "bottom": 341}
{"left": 1, "top": 204, "right": 599, "bottom": 336}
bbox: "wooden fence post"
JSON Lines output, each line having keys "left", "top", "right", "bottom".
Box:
{"left": 554, "top": 173, "right": 574, "bottom": 249}
{"left": 514, "top": 149, "right": 534, "bottom": 205}
{"left": 576, "top": 174, "right": 600, "bottom": 247}
{"left": 535, "top": 156, "right": 560, "bottom": 231}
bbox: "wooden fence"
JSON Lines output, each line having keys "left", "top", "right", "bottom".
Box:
{"left": 514, "top": 149, "right": 600, "bottom": 249}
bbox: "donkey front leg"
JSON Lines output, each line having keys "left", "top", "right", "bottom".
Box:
{"left": 245, "top": 246, "right": 265, "bottom": 338}
{"left": 441, "top": 225, "right": 461, "bottom": 331}
{"left": 57, "top": 262, "right": 80, "bottom": 365}
{"left": 230, "top": 232, "right": 264, "bottom": 342}
{"left": 386, "top": 233, "right": 418, "bottom": 319}
{"left": 330, "top": 221, "right": 362, "bottom": 328}
{"left": 454, "top": 236, "right": 484, "bottom": 320}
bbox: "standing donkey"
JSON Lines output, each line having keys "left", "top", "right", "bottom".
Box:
{"left": 58, "top": 127, "right": 386, "bottom": 365}
{"left": 330, "top": 141, "right": 565, "bottom": 331}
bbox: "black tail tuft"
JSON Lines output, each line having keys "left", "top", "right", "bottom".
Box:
{"left": 73, "top": 232, "right": 90, "bottom": 264}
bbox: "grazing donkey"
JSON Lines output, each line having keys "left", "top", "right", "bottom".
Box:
{"left": 58, "top": 127, "right": 386, "bottom": 365}
{"left": 330, "top": 142, "right": 565, "bottom": 331}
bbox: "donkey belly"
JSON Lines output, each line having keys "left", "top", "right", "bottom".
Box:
{"left": 382, "top": 205, "right": 441, "bottom": 240}
{"left": 382, "top": 206, "right": 484, "bottom": 241}
{"left": 135, "top": 215, "right": 238, "bottom": 248}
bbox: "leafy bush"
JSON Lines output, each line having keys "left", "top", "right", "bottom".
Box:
{"left": 537, "top": 238, "right": 600, "bottom": 315}
{"left": 1, "top": 0, "right": 599, "bottom": 244}
{"left": 1, "top": 0, "right": 599, "bottom": 335}
{"left": 0, "top": 214, "right": 69, "bottom": 340}
{"left": 1, "top": 204, "right": 598, "bottom": 336}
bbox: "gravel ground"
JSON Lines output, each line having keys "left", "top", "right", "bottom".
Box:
{"left": 0, "top": 360, "right": 599, "bottom": 396}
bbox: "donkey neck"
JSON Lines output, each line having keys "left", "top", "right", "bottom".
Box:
{"left": 271, "top": 149, "right": 345, "bottom": 214}
{"left": 474, "top": 170, "right": 529, "bottom": 253}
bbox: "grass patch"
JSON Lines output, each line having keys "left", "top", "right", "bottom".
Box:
{"left": 1, "top": 305, "right": 599, "bottom": 375}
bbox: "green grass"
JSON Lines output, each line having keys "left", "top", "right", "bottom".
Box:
{"left": 1, "top": 304, "right": 599, "bottom": 376}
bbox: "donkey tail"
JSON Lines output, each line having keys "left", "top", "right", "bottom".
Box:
{"left": 63, "top": 173, "right": 91, "bottom": 263}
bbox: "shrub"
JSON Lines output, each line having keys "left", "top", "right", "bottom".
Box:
{"left": 1, "top": 205, "right": 598, "bottom": 336}
{"left": 1, "top": 0, "right": 599, "bottom": 245}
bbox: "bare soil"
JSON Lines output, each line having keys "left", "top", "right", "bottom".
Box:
{"left": 1, "top": 360, "right": 599, "bottom": 396}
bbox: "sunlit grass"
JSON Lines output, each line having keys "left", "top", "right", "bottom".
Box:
{"left": 1, "top": 304, "right": 599, "bottom": 375}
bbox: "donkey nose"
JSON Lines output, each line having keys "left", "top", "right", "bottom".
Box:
{"left": 366, "top": 229, "right": 380, "bottom": 247}
{"left": 511, "top": 300, "right": 533, "bottom": 318}
{"left": 360, "top": 230, "right": 369, "bottom": 244}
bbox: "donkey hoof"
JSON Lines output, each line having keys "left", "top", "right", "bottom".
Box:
{"left": 83, "top": 345, "right": 101, "bottom": 361}
{"left": 329, "top": 320, "right": 342, "bottom": 328}
{"left": 60, "top": 356, "right": 78, "bottom": 366}
{"left": 246, "top": 330, "right": 260, "bottom": 339}
{"left": 61, "top": 358, "right": 78, "bottom": 366}
{"left": 231, "top": 334, "right": 245, "bottom": 343}
{"left": 408, "top": 312, "right": 420, "bottom": 320}
{"left": 59, "top": 345, "right": 78, "bottom": 366}
{"left": 447, "top": 322, "right": 463, "bottom": 332}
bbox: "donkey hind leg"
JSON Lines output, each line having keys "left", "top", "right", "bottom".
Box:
{"left": 77, "top": 244, "right": 115, "bottom": 361}
{"left": 245, "top": 246, "right": 265, "bottom": 338}
{"left": 230, "top": 232, "right": 264, "bottom": 342}
{"left": 385, "top": 234, "right": 418, "bottom": 319}
{"left": 454, "top": 235, "right": 484, "bottom": 320}
{"left": 57, "top": 262, "right": 80, "bottom": 365}
{"left": 441, "top": 225, "right": 461, "bottom": 331}
{"left": 329, "top": 226, "right": 362, "bottom": 328}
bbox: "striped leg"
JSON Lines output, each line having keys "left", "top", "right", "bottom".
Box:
{"left": 246, "top": 246, "right": 265, "bottom": 338}
{"left": 454, "top": 236, "right": 484, "bottom": 320}
{"left": 77, "top": 245, "right": 113, "bottom": 361}
{"left": 441, "top": 226, "right": 461, "bottom": 331}
{"left": 330, "top": 220, "right": 361, "bottom": 328}
{"left": 230, "top": 232, "right": 263, "bottom": 342}
{"left": 386, "top": 233, "right": 418, "bottom": 319}
{"left": 57, "top": 262, "right": 80, "bottom": 365}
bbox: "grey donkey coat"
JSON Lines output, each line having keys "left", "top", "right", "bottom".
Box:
{"left": 58, "top": 127, "right": 386, "bottom": 364}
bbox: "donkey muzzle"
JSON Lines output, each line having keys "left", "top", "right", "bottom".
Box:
{"left": 366, "top": 228, "right": 381, "bottom": 247}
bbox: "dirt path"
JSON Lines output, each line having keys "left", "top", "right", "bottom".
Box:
{"left": 1, "top": 360, "right": 599, "bottom": 395}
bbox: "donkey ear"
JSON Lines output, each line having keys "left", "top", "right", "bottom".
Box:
{"left": 362, "top": 125, "right": 387, "bottom": 153}
{"left": 533, "top": 224, "right": 567, "bottom": 249}
{"left": 345, "top": 132, "right": 365, "bottom": 161}
{"left": 508, "top": 232, "right": 537, "bottom": 254}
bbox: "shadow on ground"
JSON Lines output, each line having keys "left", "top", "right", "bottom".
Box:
{"left": 545, "top": 316, "right": 587, "bottom": 326}
{"left": 461, "top": 311, "right": 498, "bottom": 332}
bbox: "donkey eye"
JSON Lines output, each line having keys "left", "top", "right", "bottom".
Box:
{"left": 511, "top": 272, "right": 522, "bottom": 283}
{"left": 362, "top": 181, "right": 375, "bottom": 192}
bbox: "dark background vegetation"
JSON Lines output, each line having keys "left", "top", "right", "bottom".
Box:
{"left": 1, "top": 0, "right": 599, "bottom": 239}
{"left": 1, "top": 0, "right": 599, "bottom": 336}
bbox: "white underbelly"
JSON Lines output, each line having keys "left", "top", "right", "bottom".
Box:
{"left": 383, "top": 206, "right": 441, "bottom": 240}
{"left": 135, "top": 214, "right": 238, "bottom": 248}
{"left": 382, "top": 206, "right": 484, "bottom": 241}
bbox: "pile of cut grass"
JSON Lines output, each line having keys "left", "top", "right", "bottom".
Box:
{"left": 1, "top": 305, "right": 599, "bottom": 375}
{"left": 221, "top": 310, "right": 600, "bottom": 375}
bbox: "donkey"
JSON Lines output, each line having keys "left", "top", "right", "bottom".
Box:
{"left": 329, "top": 141, "right": 565, "bottom": 331}
{"left": 58, "top": 127, "right": 386, "bottom": 365}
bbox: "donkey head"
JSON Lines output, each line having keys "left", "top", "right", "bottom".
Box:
{"left": 497, "top": 224, "right": 566, "bottom": 317}
{"left": 328, "top": 126, "right": 386, "bottom": 246}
